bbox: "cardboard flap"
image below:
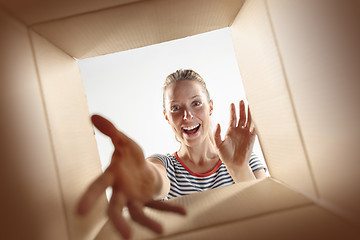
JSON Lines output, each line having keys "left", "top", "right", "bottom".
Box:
{"left": 30, "top": 30, "right": 108, "bottom": 240}
{"left": 0, "top": 10, "right": 68, "bottom": 240}
{"left": 163, "top": 205, "right": 357, "bottom": 240}
{"left": 0, "top": 0, "right": 141, "bottom": 25}
{"left": 230, "top": 0, "right": 317, "bottom": 197}
{"left": 231, "top": 0, "right": 360, "bottom": 222}
{"left": 95, "top": 178, "right": 312, "bottom": 239}
{"left": 30, "top": 0, "right": 245, "bottom": 59}
{"left": 265, "top": 0, "right": 360, "bottom": 221}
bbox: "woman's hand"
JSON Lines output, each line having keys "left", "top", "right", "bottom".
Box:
{"left": 77, "top": 115, "right": 185, "bottom": 239}
{"left": 214, "top": 101, "right": 256, "bottom": 182}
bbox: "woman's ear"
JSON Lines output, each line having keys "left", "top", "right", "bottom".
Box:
{"left": 209, "top": 99, "right": 214, "bottom": 116}
{"left": 163, "top": 111, "right": 169, "bottom": 121}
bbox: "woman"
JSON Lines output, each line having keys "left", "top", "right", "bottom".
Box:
{"left": 78, "top": 69, "right": 266, "bottom": 239}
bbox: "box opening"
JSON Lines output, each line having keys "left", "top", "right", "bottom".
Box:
{"left": 78, "top": 28, "right": 269, "bottom": 198}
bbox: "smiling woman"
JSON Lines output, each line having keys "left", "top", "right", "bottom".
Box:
{"left": 79, "top": 28, "right": 267, "bottom": 173}
{"left": 163, "top": 75, "right": 213, "bottom": 147}
{"left": 148, "top": 69, "right": 267, "bottom": 200}
{"left": 77, "top": 68, "right": 267, "bottom": 238}
{"left": 78, "top": 28, "right": 268, "bottom": 239}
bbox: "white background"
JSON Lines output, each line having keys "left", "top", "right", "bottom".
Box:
{"left": 78, "top": 28, "right": 267, "bottom": 176}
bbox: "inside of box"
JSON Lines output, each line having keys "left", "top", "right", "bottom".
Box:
{"left": 230, "top": 0, "right": 360, "bottom": 223}
{"left": 96, "top": 178, "right": 357, "bottom": 240}
{"left": 1, "top": 0, "right": 360, "bottom": 239}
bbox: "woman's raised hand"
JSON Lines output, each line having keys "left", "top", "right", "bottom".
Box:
{"left": 214, "top": 101, "right": 256, "bottom": 182}
{"left": 77, "top": 115, "right": 185, "bottom": 239}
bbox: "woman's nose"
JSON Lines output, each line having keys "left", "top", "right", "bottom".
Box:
{"left": 183, "top": 109, "right": 193, "bottom": 120}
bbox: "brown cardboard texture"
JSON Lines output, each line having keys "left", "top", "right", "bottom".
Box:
{"left": 1, "top": 0, "right": 359, "bottom": 239}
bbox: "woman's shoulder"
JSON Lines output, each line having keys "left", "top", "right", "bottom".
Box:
{"left": 148, "top": 153, "right": 174, "bottom": 159}
{"left": 147, "top": 153, "right": 176, "bottom": 167}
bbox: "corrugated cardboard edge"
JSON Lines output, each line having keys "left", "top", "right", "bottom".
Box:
{"left": 96, "top": 178, "right": 317, "bottom": 239}
{"left": 29, "top": 30, "right": 108, "bottom": 240}
{"left": 30, "top": 0, "right": 245, "bottom": 59}
{"left": 0, "top": 9, "right": 69, "bottom": 240}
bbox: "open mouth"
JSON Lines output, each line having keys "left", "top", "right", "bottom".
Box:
{"left": 182, "top": 124, "right": 201, "bottom": 135}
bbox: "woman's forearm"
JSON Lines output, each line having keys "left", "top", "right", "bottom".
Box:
{"left": 225, "top": 163, "right": 256, "bottom": 183}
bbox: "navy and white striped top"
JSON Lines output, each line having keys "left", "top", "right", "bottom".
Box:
{"left": 149, "top": 152, "right": 266, "bottom": 200}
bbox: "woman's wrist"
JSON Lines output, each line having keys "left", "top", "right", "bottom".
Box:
{"left": 225, "top": 162, "right": 256, "bottom": 183}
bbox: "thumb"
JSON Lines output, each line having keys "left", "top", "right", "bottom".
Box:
{"left": 214, "top": 123, "right": 222, "bottom": 149}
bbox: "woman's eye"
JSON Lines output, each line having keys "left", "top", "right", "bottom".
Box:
{"left": 171, "top": 105, "right": 180, "bottom": 112}
{"left": 193, "top": 101, "right": 202, "bottom": 106}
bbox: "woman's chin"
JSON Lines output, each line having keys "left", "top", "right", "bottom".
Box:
{"left": 182, "top": 130, "right": 203, "bottom": 145}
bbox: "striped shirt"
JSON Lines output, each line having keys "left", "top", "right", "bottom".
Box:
{"left": 149, "top": 152, "right": 266, "bottom": 200}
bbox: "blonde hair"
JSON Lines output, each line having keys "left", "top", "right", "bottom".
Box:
{"left": 163, "top": 69, "right": 210, "bottom": 111}
{"left": 163, "top": 69, "right": 214, "bottom": 145}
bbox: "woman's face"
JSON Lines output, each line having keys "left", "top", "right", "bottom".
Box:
{"left": 163, "top": 80, "right": 213, "bottom": 147}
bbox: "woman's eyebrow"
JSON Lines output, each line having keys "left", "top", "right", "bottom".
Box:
{"left": 170, "top": 95, "right": 200, "bottom": 103}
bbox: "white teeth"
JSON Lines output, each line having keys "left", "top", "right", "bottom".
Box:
{"left": 183, "top": 124, "right": 200, "bottom": 131}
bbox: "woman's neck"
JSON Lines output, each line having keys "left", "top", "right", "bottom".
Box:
{"left": 177, "top": 138, "right": 218, "bottom": 165}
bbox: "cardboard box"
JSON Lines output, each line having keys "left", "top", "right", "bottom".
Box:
{"left": 1, "top": 0, "right": 359, "bottom": 239}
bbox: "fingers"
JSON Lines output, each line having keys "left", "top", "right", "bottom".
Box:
{"left": 77, "top": 171, "right": 114, "bottom": 215}
{"left": 91, "top": 114, "right": 118, "bottom": 138}
{"left": 128, "top": 201, "right": 163, "bottom": 234}
{"left": 238, "top": 100, "right": 246, "bottom": 127}
{"left": 91, "top": 115, "right": 129, "bottom": 145}
{"left": 229, "top": 103, "right": 237, "bottom": 128}
{"left": 245, "top": 105, "right": 252, "bottom": 129}
{"left": 233, "top": 101, "right": 253, "bottom": 131}
{"left": 246, "top": 106, "right": 256, "bottom": 134}
{"left": 108, "top": 192, "right": 131, "bottom": 239}
{"left": 214, "top": 123, "right": 222, "bottom": 148}
{"left": 145, "top": 201, "right": 186, "bottom": 215}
